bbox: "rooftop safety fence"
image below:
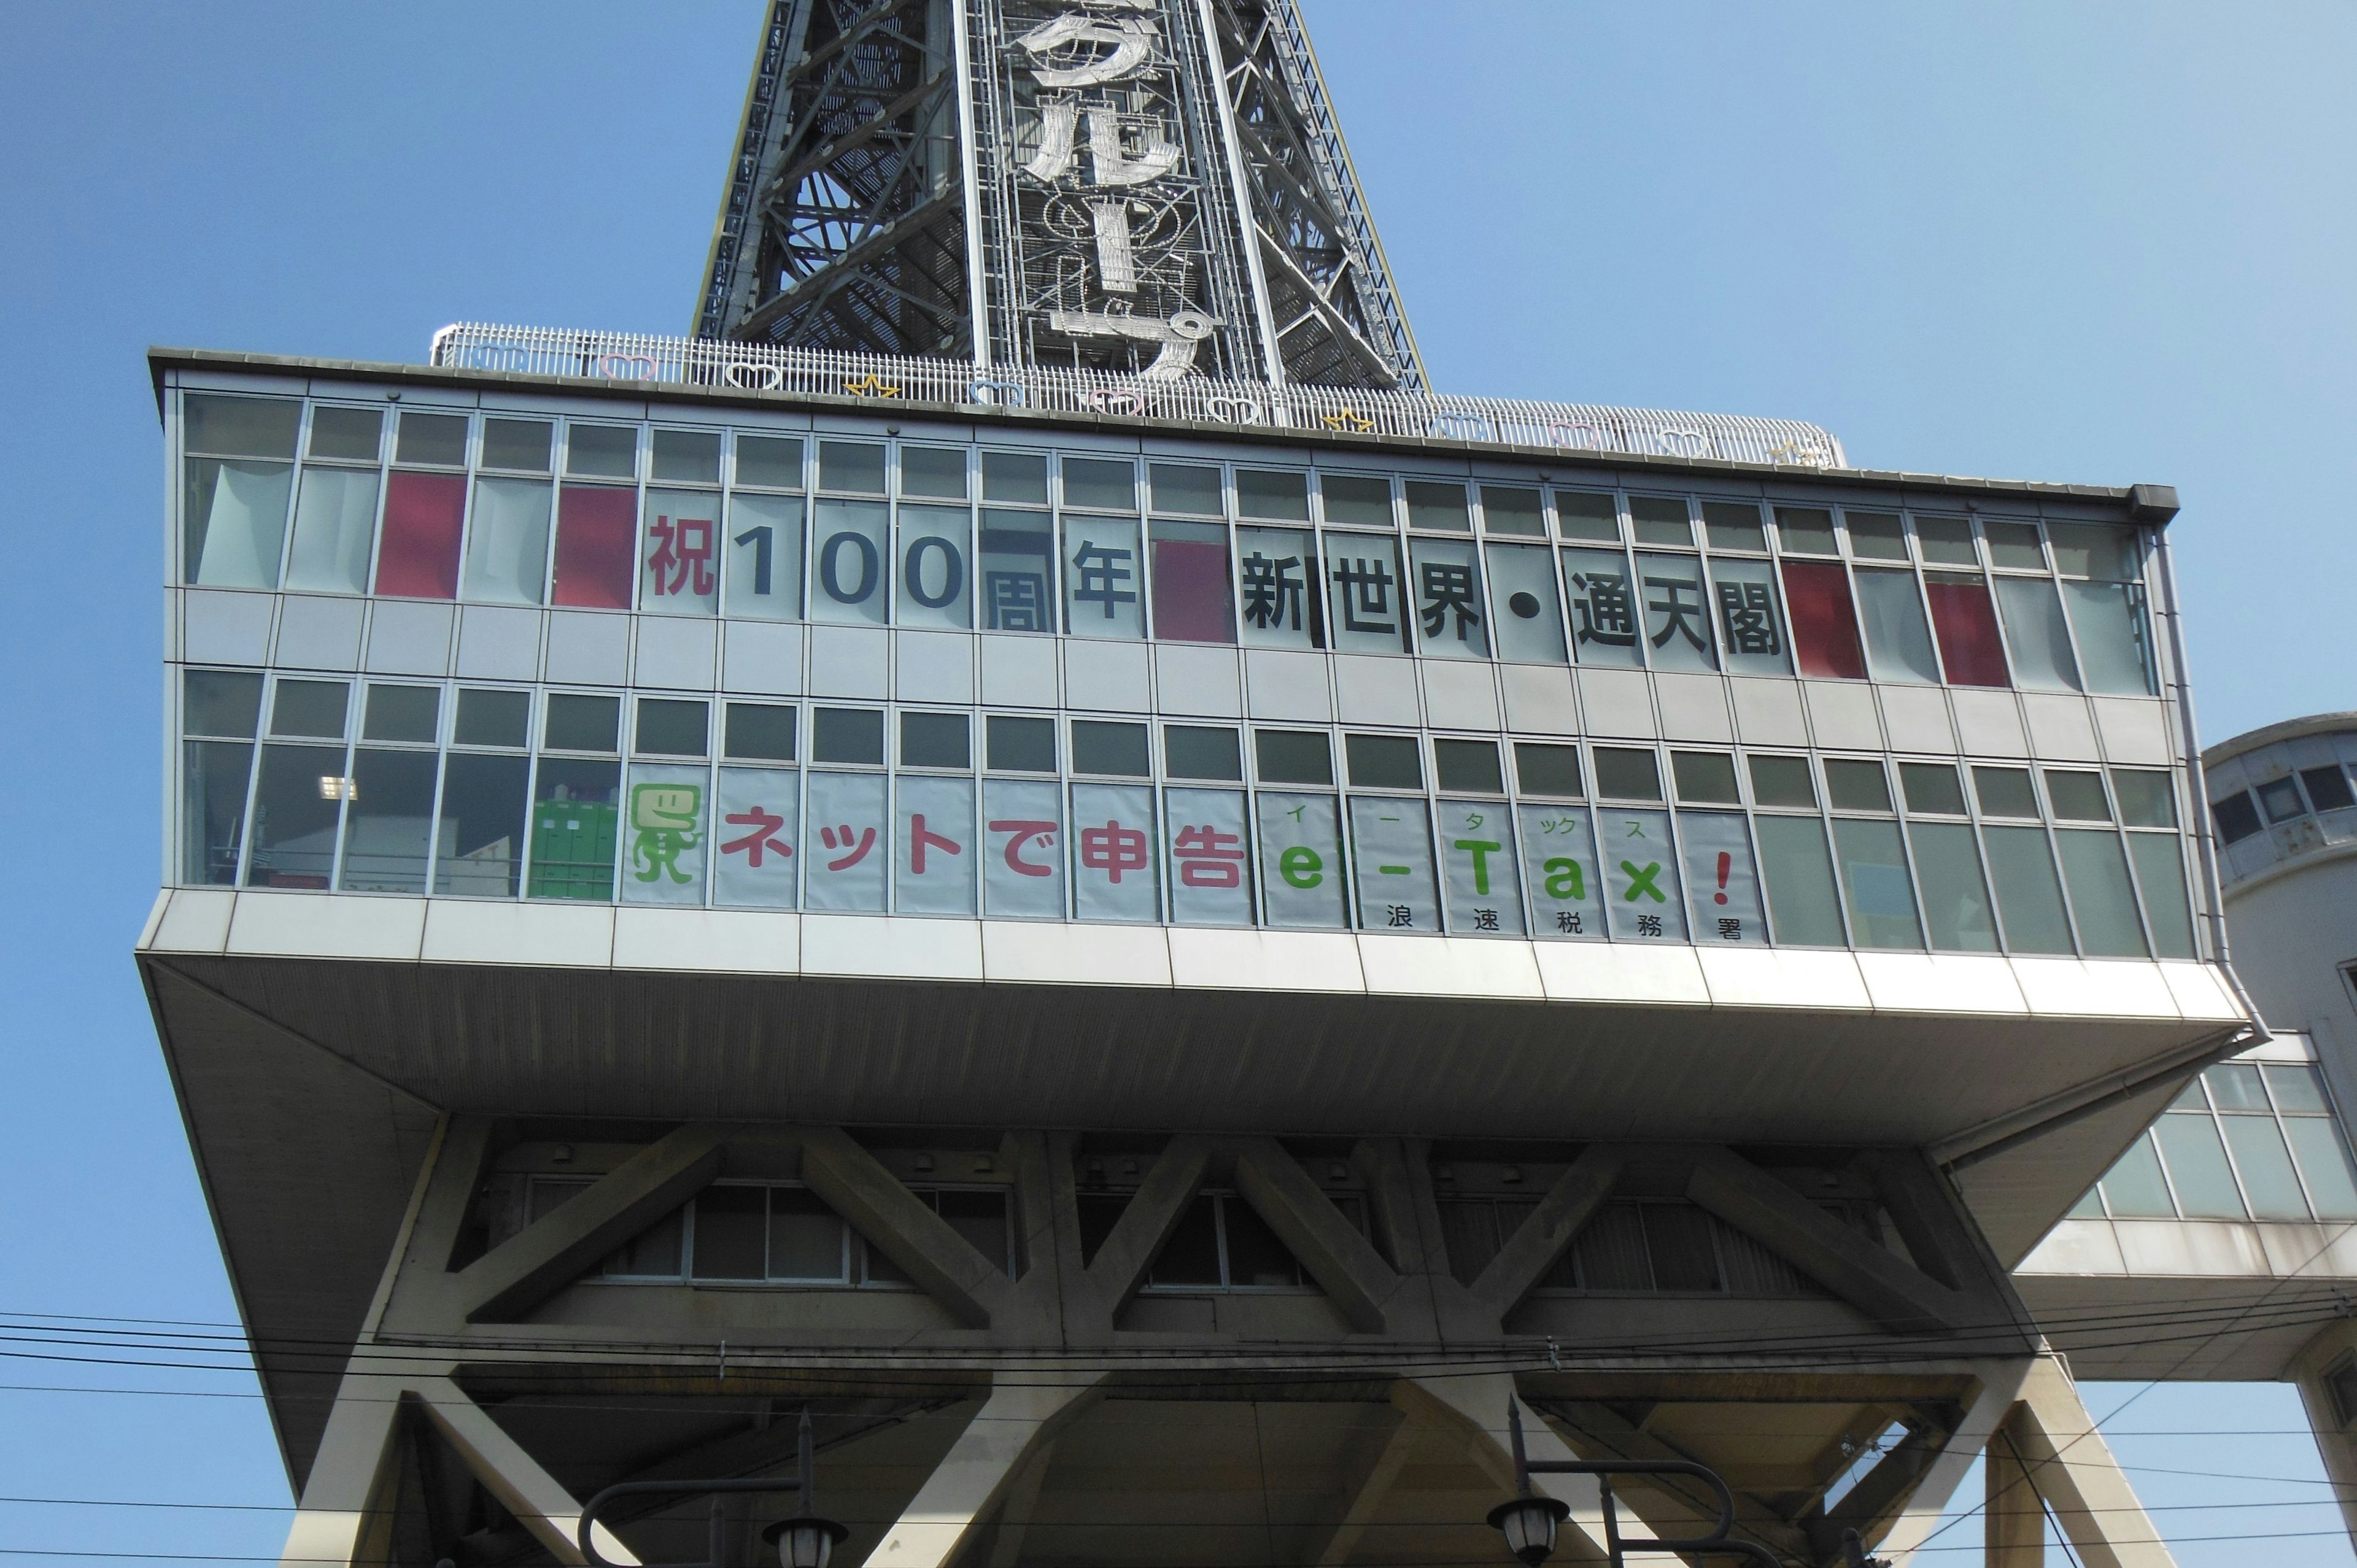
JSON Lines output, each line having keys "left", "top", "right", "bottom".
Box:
{"left": 428, "top": 322, "right": 1848, "bottom": 470}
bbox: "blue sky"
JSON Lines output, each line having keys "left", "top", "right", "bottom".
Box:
{"left": 1, "top": 2, "right": 2351, "bottom": 1564}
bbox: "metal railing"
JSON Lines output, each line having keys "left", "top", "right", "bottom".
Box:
{"left": 427, "top": 322, "right": 1848, "bottom": 469}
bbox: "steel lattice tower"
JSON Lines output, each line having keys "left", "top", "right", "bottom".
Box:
{"left": 695, "top": 0, "right": 1425, "bottom": 389}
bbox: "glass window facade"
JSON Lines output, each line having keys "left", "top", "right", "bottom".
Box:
{"left": 2087, "top": 1056, "right": 2357, "bottom": 1225}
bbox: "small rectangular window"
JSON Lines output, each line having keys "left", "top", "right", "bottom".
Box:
{"left": 1155, "top": 462, "right": 1227, "bottom": 515}
{"left": 481, "top": 417, "right": 554, "bottom": 472}
{"left": 1923, "top": 573, "right": 2010, "bottom": 687}
{"left": 1480, "top": 485, "right": 1544, "bottom": 536}
{"left": 1346, "top": 734, "right": 1422, "bottom": 789}
{"left": 1404, "top": 480, "right": 1470, "bottom": 531}
{"left": 1915, "top": 516, "right": 1978, "bottom": 566}
{"left": 1320, "top": 474, "right": 1393, "bottom": 527}
{"left": 2045, "top": 770, "right": 2113, "bottom": 822}
{"left": 2047, "top": 523, "right": 2143, "bottom": 581}
{"left": 901, "top": 711, "right": 971, "bottom": 769}
{"left": 735, "top": 434, "right": 804, "bottom": 489}
{"left": 724, "top": 703, "right": 796, "bottom": 762}
{"left": 811, "top": 708, "right": 885, "bottom": 765}
{"left": 363, "top": 686, "right": 439, "bottom": 744}
{"left": 184, "top": 671, "right": 263, "bottom": 738}
{"left": 2210, "top": 791, "right": 2262, "bottom": 845}
{"left": 1166, "top": 725, "right": 1242, "bottom": 781}
{"left": 1779, "top": 561, "right": 1866, "bottom": 679}
{"left": 1434, "top": 738, "right": 1504, "bottom": 794}
{"left": 1983, "top": 520, "right": 2046, "bottom": 571}
{"left": 1592, "top": 747, "right": 1662, "bottom": 801}
{"left": 1150, "top": 520, "right": 1234, "bottom": 643}
{"left": 308, "top": 406, "right": 383, "bottom": 462}
{"left": 1748, "top": 755, "right": 1816, "bottom": 808}
{"left": 651, "top": 428, "right": 722, "bottom": 485}
{"left": 981, "top": 450, "right": 1049, "bottom": 504}
{"left": 1671, "top": 751, "right": 1740, "bottom": 804}
{"left": 1628, "top": 496, "right": 1691, "bottom": 547}
{"left": 1256, "top": 730, "right": 1333, "bottom": 786}
{"left": 1062, "top": 457, "right": 1136, "bottom": 511}
{"left": 2112, "top": 770, "right": 2177, "bottom": 828}
{"left": 1235, "top": 469, "right": 1309, "bottom": 520}
{"left": 377, "top": 472, "right": 466, "bottom": 600}
{"left": 545, "top": 693, "right": 621, "bottom": 752}
{"left": 566, "top": 424, "right": 638, "bottom": 479}
{"left": 550, "top": 484, "right": 638, "bottom": 609}
{"left": 271, "top": 680, "right": 349, "bottom": 739}
{"left": 454, "top": 689, "right": 530, "bottom": 748}
{"left": 2257, "top": 776, "right": 2307, "bottom": 823}
{"left": 394, "top": 411, "right": 468, "bottom": 466}
{"left": 1825, "top": 759, "right": 1893, "bottom": 813}
{"left": 1773, "top": 506, "right": 1838, "bottom": 555}
{"left": 1700, "top": 500, "right": 1765, "bottom": 551}
{"left": 1073, "top": 720, "right": 1150, "bottom": 776}
{"left": 637, "top": 698, "right": 710, "bottom": 757}
{"left": 1514, "top": 742, "right": 1582, "bottom": 797}
{"left": 436, "top": 752, "right": 527, "bottom": 896}
{"left": 818, "top": 440, "right": 886, "bottom": 493}
{"left": 185, "top": 394, "right": 301, "bottom": 458}
{"left": 1555, "top": 490, "right": 1619, "bottom": 542}
{"left": 986, "top": 715, "right": 1055, "bottom": 773}
{"left": 900, "top": 446, "right": 969, "bottom": 500}
{"left": 2303, "top": 765, "right": 2356, "bottom": 814}
{"left": 1973, "top": 766, "right": 2040, "bottom": 819}
{"left": 1898, "top": 762, "right": 1968, "bottom": 816}
{"left": 1846, "top": 511, "right": 1908, "bottom": 560}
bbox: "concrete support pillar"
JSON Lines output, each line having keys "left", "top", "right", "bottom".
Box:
{"left": 411, "top": 1376, "right": 640, "bottom": 1566}
{"left": 1875, "top": 1359, "right": 2032, "bottom": 1564}
{"left": 862, "top": 1370, "right": 1107, "bottom": 1568}
{"left": 1396, "top": 1374, "right": 1612, "bottom": 1565}
{"left": 2000, "top": 1359, "right": 2175, "bottom": 1568}
{"left": 1984, "top": 1416, "right": 2046, "bottom": 1568}
{"left": 276, "top": 1365, "right": 409, "bottom": 1568}
{"left": 2289, "top": 1319, "right": 2357, "bottom": 1553}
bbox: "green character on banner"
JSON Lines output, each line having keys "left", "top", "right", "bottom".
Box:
{"left": 1280, "top": 846, "right": 1323, "bottom": 888}
{"left": 1543, "top": 857, "right": 1585, "bottom": 899}
{"left": 629, "top": 782, "right": 703, "bottom": 884}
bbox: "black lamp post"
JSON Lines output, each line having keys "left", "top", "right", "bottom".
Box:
{"left": 1485, "top": 1400, "right": 1784, "bottom": 1568}
{"left": 579, "top": 1410, "right": 851, "bottom": 1568}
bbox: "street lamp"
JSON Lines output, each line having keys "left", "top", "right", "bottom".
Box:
{"left": 1484, "top": 1400, "right": 1782, "bottom": 1568}
{"left": 578, "top": 1409, "right": 850, "bottom": 1568}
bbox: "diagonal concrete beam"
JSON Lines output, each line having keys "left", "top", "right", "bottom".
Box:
{"left": 275, "top": 1363, "right": 414, "bottom": 1568}
{"left": 1541, "top": 1399, "right": 1805, "bottom": 1558}
{"left": 799, "top": 1127, "right": 1010, "bottom": 1328}
{"left": 2005, "top": 1358, "right": 2177, "bottom": 1568}
{"left": 1233, "top": 1137, "right": 1401, "bottom": 1333}
{"left": 1468, "top": 1146, "right": 1624, "bottom": 1323}
{"left": 1685, "top": 1146, "right": 1967, "bottom": 1332}
{"left": 985, "top": 1439, "right": 1056, "bottom": 1568}
{"left": 1308, "top": 1409, "right": 1419, "bottom": 1568}
{"left": 410, "top": 1377, "right": 640, "bottom": 1566}
{"left": 1396, "top": 1375, "right": 1612, "bottom": 1567}
{"left": 1079, "top": 1134, "right": 1213, "bottom": 1317}
{"left": 861, "top": 1372, "right": 1105, "bottom": 1568}
{"left": 1876, "top": 1358, "right": 2035, "bottom": 1564}
{"left": 456, "top": 1124, "right": 727, "bottom": 1323}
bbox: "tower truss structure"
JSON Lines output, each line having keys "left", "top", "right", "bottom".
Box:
{"left": 697, "top": 0, "right": 1426, "bottom": 389}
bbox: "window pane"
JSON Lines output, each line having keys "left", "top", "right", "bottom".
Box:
{"left": 902, "top": 711, "right": 970, "bottom": 769}
{"left": 896, "top": 773, "right": 977, "bottom": 914}
{"left": 181, "top": 741, "right": 254, "bottom": 884}
{"left": 1220, "top": 1196, "right": 1302, "bottom": 1287}
{"left": 1773, "top": 506, "right": 1838, "bottom": 555}
{"left": 819, "top": 440, "right": 886, "bottom": 493}
{"left": 1349, "top": 795, "right": 1438, "bottom": 931}
{"left": 986, "top": 716, "right": 1055, "bottom": 773}
{"left": 1063, "top": 516, "right": 1144, "bottom": 636}
{"left": 1166, "top": 725, "right": 1242, "bottom": 781}
{"left": 1323, "top": 535, "right": 1410, "bottom": 654}
{"left": 2288, "top": 1120, "right": 2357, "bottom": 1221}
{"left": 1643, "top": 1205, "right": 1722, "bottom": 1291}
{"left": 185, "top": 671, "right": 263, "bottom": 738}
{"left": 1900, "top": 762, "right": 1967, "bottom": 815}
{"left": 1700, "top": 500, "right": 1765, "bottom": 551}
{"left": 1236, "top": 468, "right": 1309, "bottom": 521}
{"left": 2045, "top": 771, "right": 2112, "bottom": 821}
{"left": 2048, "top": 523, "right": 2143, "bottom": 581}
{"left": 1485, "top": 544, "right": 1566, "bottom": 663}
{"left": 722, "top": 704, "right": 795, "bottom": 762}
{"left": 394, "top": 412, "right": 467, "bottom": 467}
{"left": 2205, "top": 1062, "right": 2269, "bottom": 1111}
{"left": 1073, "top": 720, "right": 1150, "bottom": 777}
{"left": 900, "top": 445, "right": 967, "bottom": 500}
{"left": 1150, "top": 520, "right": 1234, "bottom": 643}
{"left": 1922, "top": 574, "right": 2010, "bottom": 686}
{"left": 481, "top": 417, "right": 552, "bottom": 472}
{"left": 639, "top": 490, "right": 721, "bottom": 614}
{"left": 1434, "top": 739, "right": 1503, "bottom": 794}
{"left": 246, "top": 744, "right": 345, "bottom": 888}
{"left": 899, "top": 504, "right": 973, "bottom": 630}
{"left": 981, "top": 449, "right": 1047, "bottom": 504}
{"left": 362, "top": 687, "right": 441, "bottom": 752}
{"left": 936, "top": 1191, "right": 1011, "bottom": 1273}
{"left": 1671, "top": 752, "right": 1740, "bottom": 803}
{"left": 272, "top": 680, "right": 349, "bottom": 738}
{"left": 1405, "top": 480, "right": 1470, "bottom": 532}
{"left": 1973, "top": 767, "right": 2040, "bottom": 819}
{"left": 435, "top": 752, "right": 527, "bottom": 896}
{"left": 1825, "top": 759, "right": 1892, "bottom": 813}
{"left": 528, "top": 759, "right": 621, "bottom": 899}
{"left": 2265, "top": 1064, "right": 2331, "bottom": 1114}
{"left": 724, "top": 493, "right": 804, "bottom": 620}
{"left": 1749, "top": 755, "right": 1815, "bottom": 808}
{"left": 565, "top": 424, "right": 637, "bottom": 479}
{"left": 1983, "top": 825, "right": 2073, "bottom": 953}
{"left": 692, "top": 1188, "right": 768, "bottom": 1280}
{"left": 285, "top": 467, "right": 380, "bottom": 594}
{"left": 1256, "top": 729, "right": 1331, "bottom": 786}
{"left": 1562, "top": 548, "right": 1643, "bottom": 666}
{"left": 1554, "top": 490, "right": 1618, "bottom": 542}
{"left": 811, "top": 498, "right": 890, "bottom": 625}
{"left": 1908, "top": 821, "right": 1999, "bottom": 952}
{"left": 1854, "top": 568, "right": 1938, "bottom": 682}
{"left": 185, "top": 394, "right": 300, "bottom": 458}
{"left": 2062, "top": 580, "right": 2156, "bottom": 695}
{"left": 1992, "top": 576, "right": 2080, "bottom": 691}
{"left": 339, "top": 749, "right": 437, "bottom": 893}
{"left": 2257, "top": 776, "right": 2306, "bottom": 823}
{"left": 1679, "top": 811, "right": 1767, "bottom": 946}
{"left": 2113, "top": 770, "right": 2177, "bottom": 828}
{"left": 1915, "top": 516, "right": 1978, "bottom": 566}
{"left": 455, "top": 689, "right": 529, "bottom": 748}
{"left": 1320, "top": 474, "right": 1393, "bottom": 527}
{"left": 184, "top": 459, "right": 292, "bottom": 587}
{"left": 1599, "top": 808, "right": 1684, "bottom": 940}
{"left": 294, "top": 409, "right": 373, "bottom": 465}
{"left": 649, "top": 428, "right": 721, "bottom": 485}
{"left": 1520, "top": 802, "right": 1604, "bottom": 939}
{"left": 978, "top": 508, "right": 1053, "bottom": 632}
{"left": 713, "top": 767, "right": 799, "bottom": 908}
{"left": 1635, "top": 554, "right": 1713, "bottom": 672}
{"left": 1347, "top": 734, "right": 1422, "bottom": 789}
{"left": 1062, "top": 457, "right": 1135, "bottom": 511}
{"left": 1983, "top": 520, "right": 2046, "bottom": 570}
{"left": 768, "top": 1189, "right": 847, "bottom": 1280}
{"left": 638, "top": 699, "right": 710, "bottom": 757}
{"left": 1166, "top": 787, "right": 1252, "bottom": 927}
{"left": 1843, "top": 511, "right": 1906, "bottom": 561}
{"left": 1481, "top": 485, "right": 1545, "bottom": 536}
{"left": 1628, "top": 496, "right": 1690, "bottom": 547}
{"left": 1779, "top": 561, "right": 1865, "bottom": 679}
{"left": 1410, "top": 538, "right": 1489, "bottom": 657}
{"left": 1515, "top": 743, "right": 1583, "bottom": 797}
{"left": 1155, "top": 462, "right": 1226, "bottom": 515}
{"left": 2156, "top": 1115, "right": 2247, "bottom": 1218}
{"left": 1257, "top": 791, "right": 1346, "bottom": 927}
{"left": 1832, "top": 817, "right": 1923, "bottom": 948}
{"left": 1706, "top": 556, "right": 1790, "bottom": 676}
{"left": 2304, "top": 766, "right": 2356, "bottom": 813}
{"left": 465, "top": 477, "right": 552, "bottom": 604}
{"left": 1592, "top": 747, "right": 1662, "bottom": 801}
{"left": 2099, "top": 1135, "right": 2177, "bottom": 1218}
{"left": 736, "top": 434, "right": 804, "bottom": 489}
{"left": 549, "top": 484, "right": 637, "bottom": 609}
{"left": 1237, "top": 526, "right": 1322, "bottom": 649}
{"left": 1149, "top": 1196, "right": 1223, "bottom": 1286}
{"left": 545, "top": 693, "right": 619, "bottom": 752}
{"left": 811, "top": 708, "right": 884, "bottom": 765}
{"left": 1574, "top": 1202, "right": 1653, "bottom": 1289}
{"left": 2056, "top": 829, "right": 2150, "bottom": 957}
{"left": 1441, "top": 797, "right": 1525, "bottom": 937}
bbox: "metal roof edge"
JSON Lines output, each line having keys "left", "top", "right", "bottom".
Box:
{"left": 2202, "top": 711, "right": 2357, "bottom": 770}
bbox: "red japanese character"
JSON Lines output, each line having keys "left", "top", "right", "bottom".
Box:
{"left": 818, "top": 824, "right": 877, "bottom": 871}
{"left": 908, "top": 813, "right": 964, "bottom": 874}
{"left": 1172, "top": 824, "right": 1245, "bottom": 888}
{"left": 721, "top": 806, "right": 792, "bottom": 867}
{"left": 989, "top": 819, "right": 1058, "bottom": 879}
{"left": 646, "top": 514, "right": 718, "bottom": 597}
{"left": 1078, "top": 820, "right": 1150, "bottom": 884}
